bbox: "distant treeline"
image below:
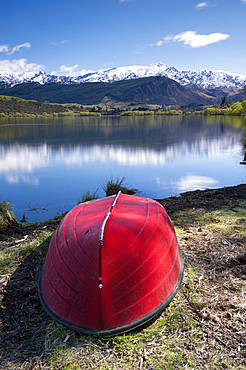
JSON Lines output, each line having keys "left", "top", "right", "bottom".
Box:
{"left": 203, "top": 100, "right": 246, "bottom": 116}
{"left": 121, "top": 109, "right": 198, "bottom": 116}
{"left": 0, "top": 95, "right": 245, "bottom": 118}
{"left": 120, "top": 100, "right": 246, "bottom": 116}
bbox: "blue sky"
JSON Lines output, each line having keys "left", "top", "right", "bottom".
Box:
{"left": 1, "top": 0, "right": 246, "bottom": 76}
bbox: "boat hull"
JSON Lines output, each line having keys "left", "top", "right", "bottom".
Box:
{"left": 39, "top": 193, "right": 183, "bottom": 336}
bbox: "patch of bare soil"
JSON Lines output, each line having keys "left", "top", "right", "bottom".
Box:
{"left": 0, "top": 219, "right": 60, "bottom": 251}
{"left": 0, "top": 185, "right": 246, "bottom": 369}
{"left": 157, "top": 183, "right": 246, "bottom": 214}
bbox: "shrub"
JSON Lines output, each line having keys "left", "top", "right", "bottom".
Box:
{"left": 203, "top": 108, "right": 221, "bottom": 115}
{"left": 167, "top": 110, "right": 179, "bottom": 115}
{"left": 230, "top": 102, "right": 244, "bottom": 115}
{"left": 222, "top": 101, "right": 246, "bottom": 116}
{"left": 0, "top": 197, "right": 18, "bottom": 228}
{"left": 221, "top": 107, "right": 232, "bottom": 115}
{"left": 102, "top": 177, "right": 138, "bottom": 197}
{"left": 77, "top": 189, "right": 100, "bottom": 204}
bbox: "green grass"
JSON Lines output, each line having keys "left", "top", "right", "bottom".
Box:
{"left": 102, "top": 176, "right": 138, "bottom": 196}
{"left": 0, "top": 230, "right": 52, "bottom": 275}
{"left": 39, "top": 294, "right": 207, "bottom": 370}
{"left": 0, "top": 196, "right": 17, "bottom": 228}
{"left": 77, "top": 189, "right": 100, "bottom": 203}
{"left": 0, "top": 95, "right": 72, "bottom": 116}
{"left": 172, "top": 201, "right": 246, "bottom": 236}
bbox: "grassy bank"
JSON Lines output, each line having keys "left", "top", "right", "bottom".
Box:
{"left": 0, "top": 185, "right": 246, "bottom": 369}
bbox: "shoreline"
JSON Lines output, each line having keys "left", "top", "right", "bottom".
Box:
{"left": 1, "top": 183, "right": 246, "bottom": 244}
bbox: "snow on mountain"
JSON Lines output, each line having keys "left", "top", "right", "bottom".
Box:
{"left": 0, "top": 71, "right": 75, "bottom": 87}
{"left": 75, "top": 62, "right": 169, "bottom": 83}
{"left": 0, "top": 62, "right": 246, "bottom": 90}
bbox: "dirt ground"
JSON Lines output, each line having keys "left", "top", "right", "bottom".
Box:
{"left": 159, "top": 185, "right": 246, "bottom": 364}
{"left": 0, "top": 185, "right": 246, "bottom": 369}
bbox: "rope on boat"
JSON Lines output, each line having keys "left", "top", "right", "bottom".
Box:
{"left": 99, "top": 190, "right": 121, "bottom": 245}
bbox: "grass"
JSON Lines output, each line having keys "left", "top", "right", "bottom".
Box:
{"left": 102, "top": 176, "right": 138, "bottom": 197}
{"left": 77, "top": 189, "right": 100, "bottom": 204}
{"left": 0, "top": 230, "right": 52, "bottom": 276}
{"left": 77, "top": 178, "right": 138, "bottom": 203}
{"left": 1, "top": 186, "right": 246, "bottom": 369}
{"left": 0, "top": 197, "right": 17, "bottom": 228}
{"left": 172, "top": 201, "right": 246, "bottom": 236}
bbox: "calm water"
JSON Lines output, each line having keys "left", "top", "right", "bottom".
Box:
{"left": 0, "top": 115, "right": 246, "bottom": 222}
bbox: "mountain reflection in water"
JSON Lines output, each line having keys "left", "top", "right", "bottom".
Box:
{"left": 0, "top": 115, "right": 245, "bottom": 222}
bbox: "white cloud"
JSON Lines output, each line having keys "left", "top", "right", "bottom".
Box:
{"left": 8, "top": 42, "right": 31, "bottom": 55}
{"left": 157, "top": 30, "right": 229, "bottom": 48}
{"left": 195, "top": 2, "right": 209, "bottom": 9}
{"left": 48, "top": 40, "right": 69, "bottom": 46}
{"left": 77, "top": 69, "right": 95, "bottom": 76}
{"left": 52, "top": 64, "right": 79, "bottom": 76}
{"left": 0, "top": 44, "right": 9, "bottom": 53}
{"left": 0, "top": 42, "right": 31, "bottom": 55}
{"left": 242, "top": 0, "right": 246, "bottom": 3}
{"left": 157, "top": 35, "right": 173, "bottom": 46}
{"left": 0, "top": 58, "right": 44, "bottom": 73}
{"left": 51, "top": 64, "right": 94, "bottom": 77}
{"left": 119, "top": 0, "right": 130, "bottom": 3}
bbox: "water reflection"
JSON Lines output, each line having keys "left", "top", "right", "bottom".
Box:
{"left": 0, "top": 115, "right": 245, "bottom": 222}
{"left": 171, "top": 174, "right": 219, "bottom": 192}
{"left": 0, "top": 135, "right": 241, "bottom": 179}
{"left": 0, "top": 144, "right": 49, "bottom": 176}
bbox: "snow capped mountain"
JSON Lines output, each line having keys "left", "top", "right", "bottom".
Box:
{"left": 0, "top": 71, "right": 75, "bottom": 87}
{"left": 75, "top": 62, "right": 169, "bottom": 83}
{"left": 0, "top": 62, "right": 245, "bottom": 91}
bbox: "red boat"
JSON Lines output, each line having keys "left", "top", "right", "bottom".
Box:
{"left": 39, "top": 192, "right": 183, "bottom": 336}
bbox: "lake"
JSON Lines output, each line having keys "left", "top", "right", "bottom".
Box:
{"left": 0, "top": 114, "right": 246, "bottom": 223}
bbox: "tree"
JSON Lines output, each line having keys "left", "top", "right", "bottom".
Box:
{"left": 220, "top": 96, "right": 228, "bottom": 107}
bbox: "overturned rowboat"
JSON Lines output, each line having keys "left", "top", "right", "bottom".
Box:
{"left": 39, "top": 192, "right": 183, "bottom": 336}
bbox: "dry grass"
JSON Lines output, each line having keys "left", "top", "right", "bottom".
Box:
{"left": 0, "top": 185, "right": 246, "bottom": 369}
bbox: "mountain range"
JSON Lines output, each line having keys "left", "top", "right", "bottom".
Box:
{"left": 0, "top": 62, "right": 245, "bottom": 106}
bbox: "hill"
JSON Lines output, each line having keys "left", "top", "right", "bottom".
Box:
{"left": 0, "top": 76, "right": 220, "bottom": 106}
{"left": 0, "top": 95, "right": 75, "bottom": 116}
